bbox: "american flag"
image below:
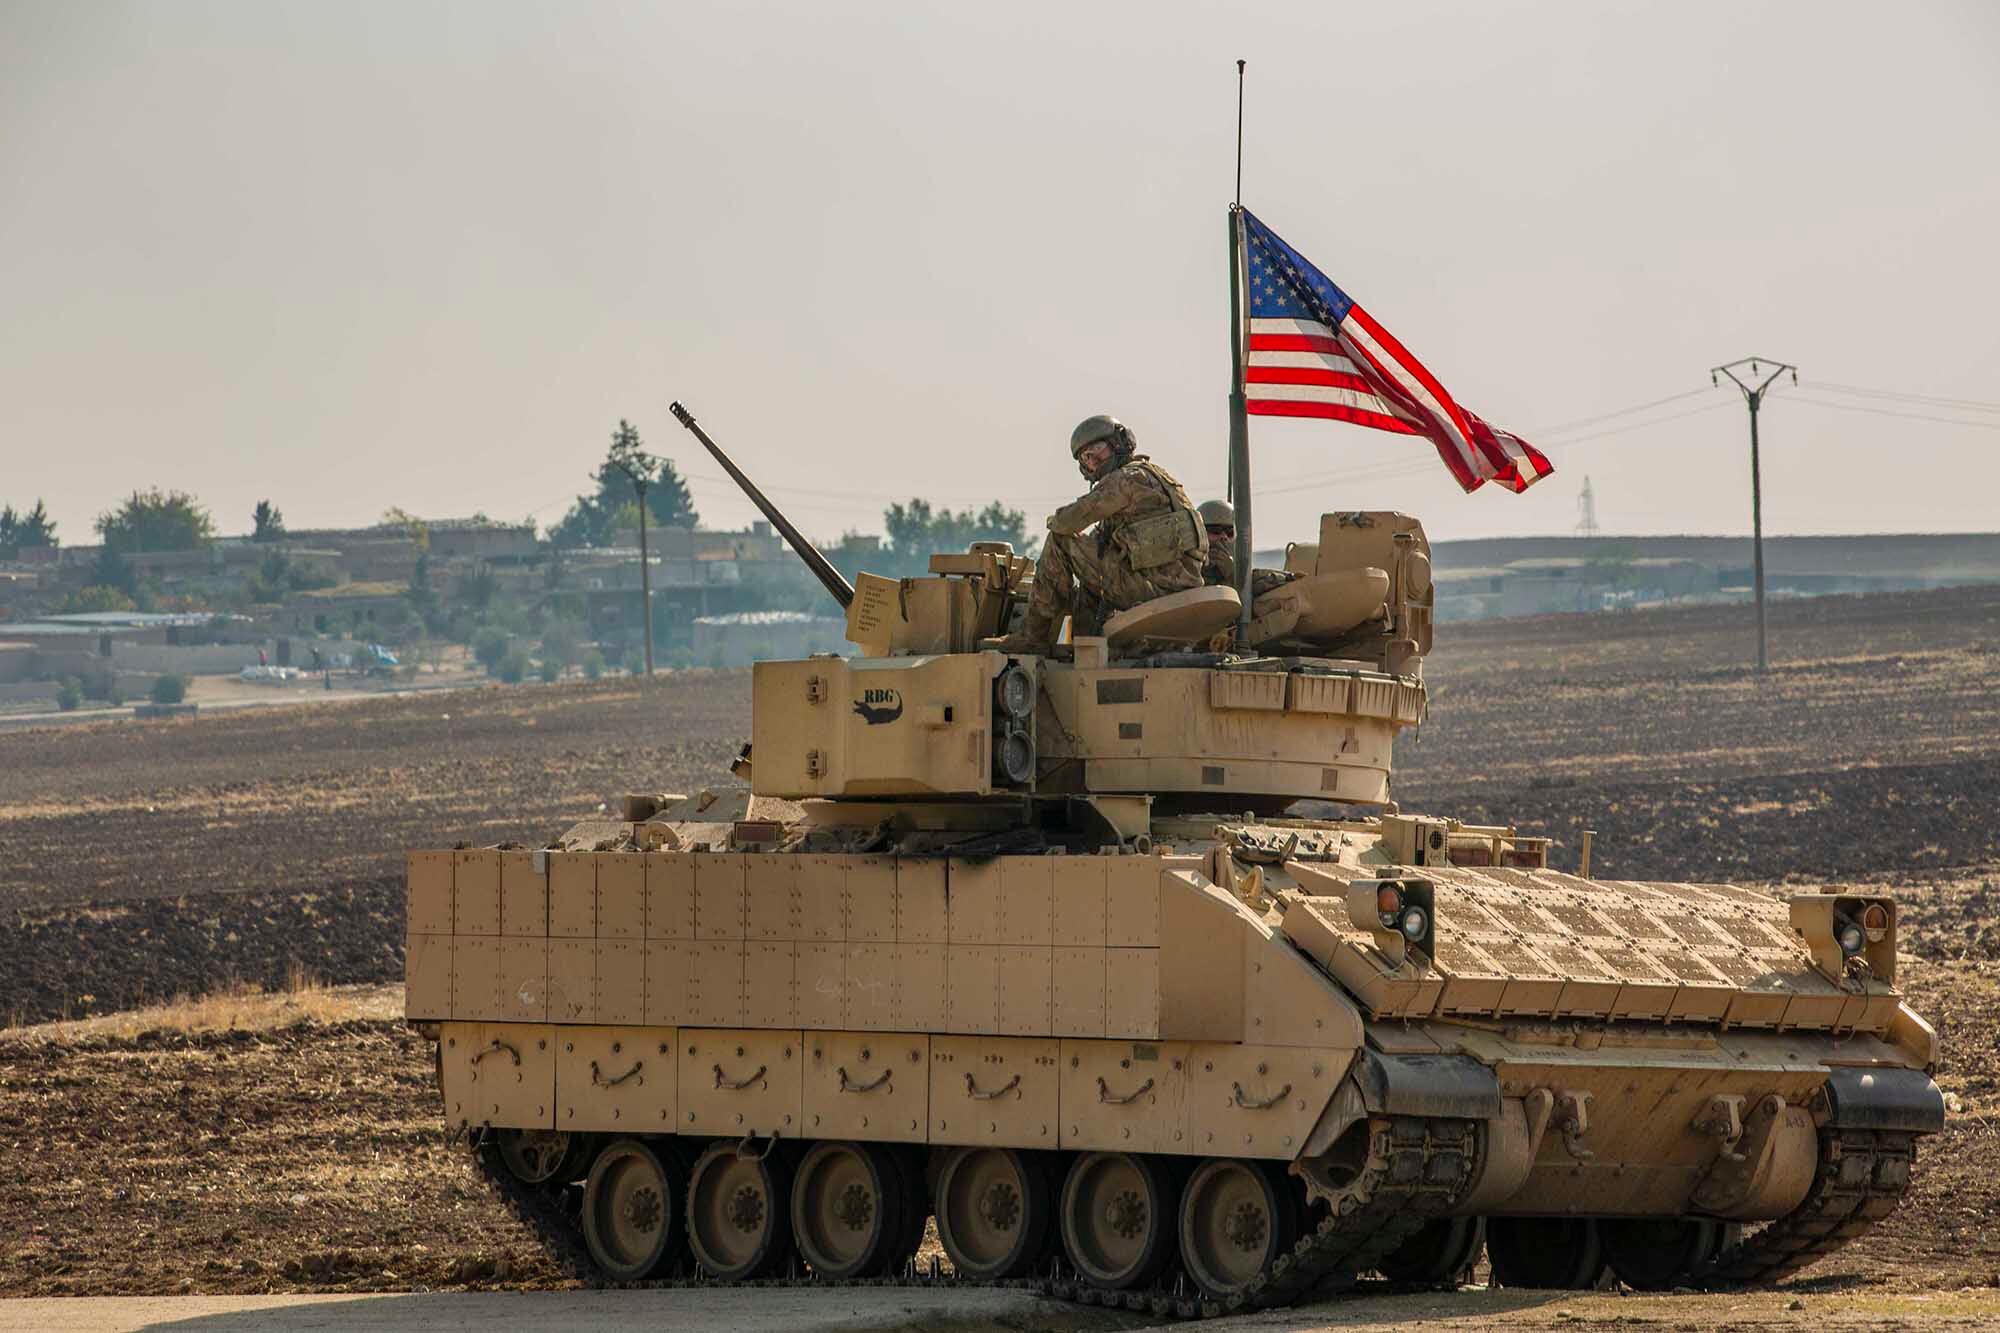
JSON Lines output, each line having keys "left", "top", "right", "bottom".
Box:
{"left": 1241, "top": 208, "right": 1552, "bottom": 494}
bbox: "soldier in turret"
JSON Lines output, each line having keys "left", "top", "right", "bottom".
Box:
{"left": 1198, "top": 499, "right": 1239, "bottom": 587}
{"left": 1199, "top": 498, "right": 1296, "bottom": 600}
{"left": 990, "top": 415, "right": 1206, "bottom": 654}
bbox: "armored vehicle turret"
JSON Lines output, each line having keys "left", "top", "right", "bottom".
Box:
{"left": 404, "top": 409, "right": 1942, "bottom": 1314}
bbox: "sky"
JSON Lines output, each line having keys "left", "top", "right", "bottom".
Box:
{"left": 4, "top": 0, "right": 1998, "bottom": 552}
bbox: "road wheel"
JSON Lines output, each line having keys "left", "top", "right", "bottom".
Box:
{"left": 1178, "top": 1158, "right": 1301, "bottom": 1301}
{"left": 1377, "top": 1215, "right": 1486, "bottom": 1286}
{"left": 494, "top": 1128, "right": 587, "bottom": 1187}
{"left": 687, "top": 1142, "right": 795, "bottom": 1280}
{"left": 580, "top": 1138, "right": 682, "bottom": 1280}
{"left": 792, "top": 1141, "right": 904, "bottom": 1279}
{"left": 1060, "top": 1152, "right": 1180, "bottom": 1291}
{"left": 1601, "top": 1217, "right": 1728, "bottom": 1290}
{"left": 934, "top": 1146, "right": 1053, "bottom": 1280}
{"left": 1487, "top": 1216, "right": 1606, "bottom": 1289}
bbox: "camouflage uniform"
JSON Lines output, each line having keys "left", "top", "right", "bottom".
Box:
{"left": 1205, "top": 545, "right": 1297, "bottom": 600}
{"left": 1204, "top": 543, "right": 1236, "bottom": 589}
{"left": 1016, "top": 454, "right": 1206, "bottom": 646}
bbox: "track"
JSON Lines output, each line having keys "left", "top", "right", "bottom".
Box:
{"left": 1696, "top": 1128, "right": 1919, "bottom": 1287}
{"left": 467, "top": 1117, "right": 1917, "bottom": 1317}
{"left": 471, "top": 1116, "right": 1478, "bottom": 1319}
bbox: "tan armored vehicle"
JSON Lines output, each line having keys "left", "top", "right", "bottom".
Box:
{"left": 404, "top": 409, "right": 1942, "bottom": 1314}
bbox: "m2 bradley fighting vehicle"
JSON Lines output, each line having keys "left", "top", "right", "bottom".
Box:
{"left": 404, "top": 405, "right": 1943, "bottom": 1316}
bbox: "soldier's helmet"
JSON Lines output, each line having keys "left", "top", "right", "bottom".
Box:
{"left": 1197, "top": 499, "right": 1235, "bottom": 528}
{"left": 1069, "top": 415, "right": 1134, "bottom": 459}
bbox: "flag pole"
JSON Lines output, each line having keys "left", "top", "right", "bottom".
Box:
{"left": 1228, "top": 60, "right": 1253, "bottom": 635}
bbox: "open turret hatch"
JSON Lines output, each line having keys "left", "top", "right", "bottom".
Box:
{"left": 1103, "top": 586, "right": 1241, "bottom": 651}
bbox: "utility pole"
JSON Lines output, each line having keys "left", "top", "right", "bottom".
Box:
{"left": 1711, "top": 358, "right": 1797, "bottom": 676}
{"left": 607, "top": 420, "right": 659, "bottom": 677}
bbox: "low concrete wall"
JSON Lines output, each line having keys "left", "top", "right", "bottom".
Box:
{"left": 113, "top": 643, "right": 269, "bottom": 674}
{"left": 110, "top": 637, "right": 351, "bottom": 676}
{"left": 28, "top": 649, "right": 105, "bottom": 681}
{"left": 0, "top": 681, "right": 61, "bottom": 705}
{"left": 0, "top": 644, "right": 34, "bottom": 684}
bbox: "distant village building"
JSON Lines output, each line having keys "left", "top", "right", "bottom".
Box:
{"left": 0, "top": 611, "right": 237, "bottom": 688}
{"left": 1428, "top": 535, "right": 2000, "bottom": 622}
{"left": 573, "top": 522, "right": 825, "bottom": 650}
{"left": 12, "top": 499, "right": 2000, "bottom": 685}
{"left": 285, "top": 582, "right": 413, "bottom": 635}
{"left": 423, "top": 519, "right": 538, "bottom": 561}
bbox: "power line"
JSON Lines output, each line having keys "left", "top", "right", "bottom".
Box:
{"left": 526, "top": 491, "right": 581, "bottom": 516}
{"left": 1175, "top": 397, "right": 1745, "bottom": 500}
{"left": 1555, "top": 398, "right": 1737, "bottom": 448}
{"left": 677, "top": 470, "right": 1072, "bottom": 507}
{"left": 1787, "top": 394, "right": 2000, "bottom": 432}
{"left": 1805, "top": 380, "right": 2000, "bottom": 415}
{"left": 1528, "top": 387, "right": 1712, "bottom": 439}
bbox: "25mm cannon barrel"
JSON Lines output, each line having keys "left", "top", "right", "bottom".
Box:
{"left": 668, "top": 401, "right": 856, "bottom": 611}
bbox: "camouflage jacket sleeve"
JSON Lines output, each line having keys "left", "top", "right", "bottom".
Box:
{"left": 1046, "top": 463, "right": 1150, "bottom": 535}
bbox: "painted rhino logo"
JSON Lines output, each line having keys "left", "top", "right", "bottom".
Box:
{"left": 852, "top": 688, "right": 903, "bottom": 725}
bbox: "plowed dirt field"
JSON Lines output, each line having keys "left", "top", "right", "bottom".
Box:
{"left": 3, "top": 584, "right": 1997, "bottom": 1311}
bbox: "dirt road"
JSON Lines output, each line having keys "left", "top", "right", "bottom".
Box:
{"left": 10, "top": 1286, "right": 2000, "bottom": 1332}
{"left": 0, "top": 1287, "right": 1105, "bottom": 1333}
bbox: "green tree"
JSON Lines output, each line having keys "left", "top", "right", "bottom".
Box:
{"left": 62, "top": 584, "right": 138, "bottom": 613}
{"left": 56, "top": 678, "right": 82, "bottom": 712}
{"left": 550, "top": 420, "right": 699, "bottom": 548}
{"left": 90, "top": 545, "right": 137, "bottom": 597}
{"left": 0, "top": 500, "right": 58, "bottom": 557}
{"left": 880, "top": 499, "right": 1032, "bottom": 575}
{"left": 538, "top": 619, "right": 585, "bottom": 669}
{"left": 96, "top": 489, "right": 214, "bottom": 554}
{"left": 381, "top": 507, "right": 431, "bottom": 551}
{"left": 24, "top": 500, "right": 56, "bottom": 548}
{"left": 150, "top": 674, "right": 190, "bottom": 705}
{"left": 250, "top": 548, "right": 291, "bottom": 602}
{"left": 471, "top": 626, "right": 510, "bottom": 673}
{"left": 252, "top": 500, "right": 286, "bottom": 542}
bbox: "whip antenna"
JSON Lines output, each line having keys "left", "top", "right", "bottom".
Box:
{"left": 1234, "top": 59, "right": 1246, "bottom": 207}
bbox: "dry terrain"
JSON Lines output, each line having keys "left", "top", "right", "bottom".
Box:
{"left": 2, "top": 584, "right": 1997, "bottom": 1319}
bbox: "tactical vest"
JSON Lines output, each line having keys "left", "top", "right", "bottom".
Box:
{"left": 1107, "top": 458, "right": 1206, "bottom": 571}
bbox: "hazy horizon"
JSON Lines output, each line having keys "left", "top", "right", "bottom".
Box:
{"left": 6, "top": 1, "right": 1997, "bottom": 552}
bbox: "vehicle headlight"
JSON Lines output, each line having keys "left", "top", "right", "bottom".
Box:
{"left": 996, "top": 664, "right": 1035, "bottom": 721}
{"left": 995, "top": 727, "right": 1034, "bottom": 785}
